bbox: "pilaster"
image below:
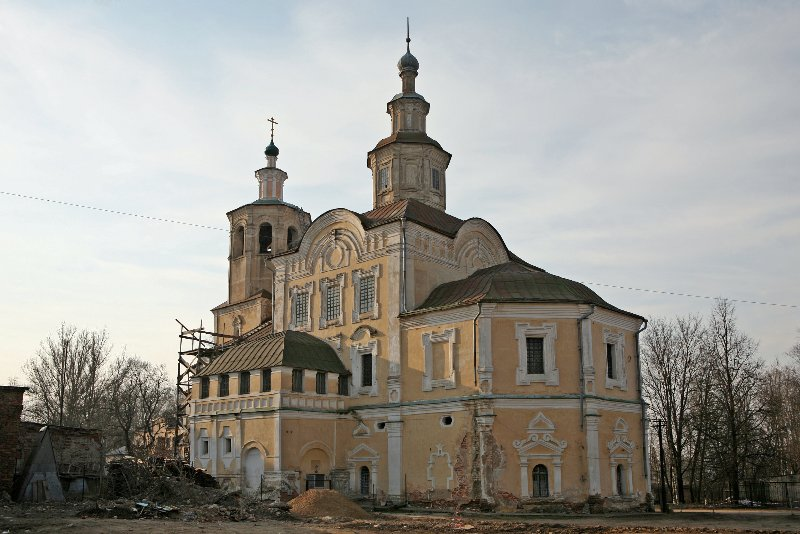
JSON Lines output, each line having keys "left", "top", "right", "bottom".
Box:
{"left": 585, "top": 410, "right": 601, "bottom": 495}
{"left": 386, "top": 417, "right": 404, "bottom": 499}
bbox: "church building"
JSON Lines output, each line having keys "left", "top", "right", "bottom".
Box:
{"left": 187, "top": 32, "right": 651, "bottom": 511}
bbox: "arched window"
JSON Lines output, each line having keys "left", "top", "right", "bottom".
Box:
{"left": 259, "top": 223, "right": 273, "bottom": 254}
{"left": 360, "top": 466, "right": 371, "bottom": 496}
{"left": 532, "top": 464, "right": 549, "bottom": 497}
{"left": 287, "top": 226, "right": 298, "bottom": 248}
{"left": 232, "top": 226, "right": 245, "bottom": 258}
{"left": 616, "top": 464, "right": 624, "bottom": 496}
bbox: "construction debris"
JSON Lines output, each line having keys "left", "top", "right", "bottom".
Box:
{"left": 288, "top": 489, "right": 370, "bottom": 519}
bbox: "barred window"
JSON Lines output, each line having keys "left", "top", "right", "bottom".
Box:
{"left": 200, "top": 377, "right": 209, "bottom": 399}
{"left": 326, "top": 285, "right": 340, "bottom": 321}
{"left": 239, "top": 371, "right": 250, "bottom": 395}
{"left": 338, "top": 375, "right": 349, "bottom": 396}
{"left": 606, "top": 343, "right": 615, "bottom": 379}
{"left": 261, "top": 368, "right": 272, "bottom": 392}
{"left": 295, "top": 292, "right": 309, "bottom": 326}
{"left": 379, "top": 167, "right": 389, "bottom": 190}
{"left": 292, "top": 369, "right": 304, "bottom": 392}
{"left": 316, "top": 372, "right": 327, "bottom": 394}
{"left": 431, "top": 169, "right": 440, "bottom": 190}
{"left": 219, "top": 374, "right": 230, "bottom": 397}
{"left": 359, "top": 276, "right": 375, "bottom": 314}
{"left": 361, "top": 353, "right": 373, "bottom": 387}
{"left": 526, "top": 337, "right": 545, "bottom": 375}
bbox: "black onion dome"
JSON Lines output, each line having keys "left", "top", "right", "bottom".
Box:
{"left": 398, "top": 50, "right": 419, "bottom": 72}
{"left": 264, "top": 139, "right": 279, "bottom": 157}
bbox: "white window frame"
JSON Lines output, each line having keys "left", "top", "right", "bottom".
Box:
{"left": 319, "top": 273, "right": 345, "bottom": 328}
{"left": 515, "top": 323, "right": 559, "bottom": 386}
{"left": 220, "top": 426, "right": 233, "bottom": 458}
{"left": 350, "top": 340, "right": 378, "bottom": 397}
{"left": 603, "top": 329, "right": 627, "bottom": 390}
{"left": 288, "top": 281, "right": 314, "bottom": 331}
{"left": 352, "top": 265, "right": 380, "bottom": 323}
{"left": 198, "top": 429, "right": 210, "bottom": 458}
{"left": 422, "top": 329, "right": 457, "bottom": 391}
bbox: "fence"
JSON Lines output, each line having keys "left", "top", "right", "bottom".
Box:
{"left": 741, "top": 481, "right": 800, "bottom": 507}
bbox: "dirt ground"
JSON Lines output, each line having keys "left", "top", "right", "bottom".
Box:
{"left": 1, "top": 503, "right": 799, "bottom": 533}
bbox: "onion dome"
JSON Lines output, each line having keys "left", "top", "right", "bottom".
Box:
{"left": 398, "top": 49, "right": 419, "bottom": 72}
{"left": 264, "top": 139, "right": 279, "bottom": 157}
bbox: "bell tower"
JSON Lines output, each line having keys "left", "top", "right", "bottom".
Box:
{"left": 367, "top": 20, "right": 452, "bottom": 211}
{"left": 213, "top": 118, "right": 311, "bottom": 337}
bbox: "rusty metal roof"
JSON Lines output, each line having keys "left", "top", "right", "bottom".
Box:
{"left": 197, "top": 330, "right": 346, "bottom": 376}
{"left": 359, "top": 198, "right": 466, "bottom": 237}
{"left": 413, "top": 261, "right": 643, "bottom": 319}
{"left": 368, "top": 131, "right": 451, "bottom": 158}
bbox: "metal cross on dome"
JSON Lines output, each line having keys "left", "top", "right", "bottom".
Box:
{"left": 267, "top": 116, "right": 278, "bottom": 141}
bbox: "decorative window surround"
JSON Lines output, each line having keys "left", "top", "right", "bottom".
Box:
{"left": 288, "top": 281, "right": 314, "bottom": 331}
{"left": 608, "top": 418, "right": 635, "bottom": 497}
{"left": 515, "top": 323, "right": 559, "bottom": 386}
{"left": 426, "top": 444, "right": 454, "bottom": 490}
{"left": 220, "top": 426, "right": 234, "bottom": 470}
{"left": 198, "top": 429, "right": 210, "bottom": 458}
{"left": 513, "top": 412, "right": 567, "bottom": 498}
{"left": 352, "top": 265, "right": 381, "bottom": 322}
{"left": 350, "top": 340, "right": 378, "bottom": 396}
{"left": 319, "top": 273, "right": 345, "bottom": 328}
{"left": 603, "top": 329, "right": 627, "bottom": 390}
{"left": 347, "top": 444, "right": 380, "bottom": 495}
{"left": 422, "top": 329, "right": 457, "bottom": 391}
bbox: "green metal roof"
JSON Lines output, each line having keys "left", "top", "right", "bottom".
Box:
{"left": 413, "top": 261, "right": 643, "bottom": 320}
{"left": 197, "top": 330, "right": 346, "bottom": 376}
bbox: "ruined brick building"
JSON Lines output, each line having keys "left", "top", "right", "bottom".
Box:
{"left": 187, "top": 32, "right": 652, "bottom": 510}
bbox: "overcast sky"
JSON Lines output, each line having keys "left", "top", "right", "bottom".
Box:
{"left": 1, "top": 1, "right": 798, "bottom": 384}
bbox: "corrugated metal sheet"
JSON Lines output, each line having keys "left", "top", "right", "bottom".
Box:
{"left": 198, "top": 330, "right": 346, "bottom": 376}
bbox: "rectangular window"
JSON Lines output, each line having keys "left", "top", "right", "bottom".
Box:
{"left": 292, "top": 369, "right": 304, "bottom": 392}
{"left": 606, "top": 343, "right": 615, "bottom": 379}
{"left": 361, "top": 353, "right": 373, "bottom": 388}
{"left": 526, "top": 337, "right": 545, "bottom": 375}
{"left": 219, "top": 374, "right": 230, "bottom": 397}
{"left": 200, "top": 439, "right": 209, "bottom": 456}
{"left": 316, "top": 372, "right": 327, "bottom": 394}
{"left": 295, "top": 292, "right": 309, "bottom": 326}
{"left": 261, "top": 368, "right": 272, "bottom": 392}
{"left": 338, "top": 375, "right": 349, "bottom": 396}
{"left": 326, "top": 285, "right": 340, "bottom": 321}
{"left": 431, "top": 168, "right": 440, "bottom": 190}
{"left": 223, "top": 437, "right": 232, "bottom": 454}
{"left": 379, "top": 167, "right": 389, "bottom": 190}
{"left": 200, "top": 377, "right": 209, "bottom": 399}
{"left": 359, "top": 276, "right": 375, "bottom": 314}
{"left": 239, "top": 371, "right": 250, "bottom": 395}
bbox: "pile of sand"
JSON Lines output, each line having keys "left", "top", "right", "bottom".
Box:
{"left": 288, "top": 489, "right": 370, "bottom": 519}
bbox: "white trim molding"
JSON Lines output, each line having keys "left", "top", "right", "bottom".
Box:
{"left": 513, "top": 412, "right": 567, "bottom": 498}
{"left": 515, "top": 323, "right": 559, "bottom": 386}
{"left": 350, "top": 340, "right": 379, "bottom": 397}
{"left": 422, "top": 328, "right": 457, "bottom": 391}
{"left": 608, "top": 418, "right": 635, "bottom": 497}
{"left": 288, "top": 281, "right": 314, "bottom": 331}
{"left": 352, "top": 264, "right": 380, "bottom": 323}
{"left": 319, "top": 273, "right": 345, "bottom": 329}
{"left": 347, "top": 443, "right": 380, "bottom": 495}
{"left": 426, "top": 444, "right": 454, "bottom": 490}
{"left": 603, "top": 328, "right": 627, "bottom": 391}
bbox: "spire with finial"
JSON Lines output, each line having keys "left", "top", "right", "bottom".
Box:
{"left": 264, "top": 116, "right": 279, "bottom": 164}
{"left": 398, "top": 17, "right": 419, "bottom": 93}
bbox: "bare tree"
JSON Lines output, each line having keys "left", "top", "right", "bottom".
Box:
{"left": 24, "top": 323, "right": 110, "bottom": 427}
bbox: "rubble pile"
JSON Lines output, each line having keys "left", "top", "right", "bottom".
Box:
{"left": 105, "top": 458, "right": 218, "bottom": 503}
{"left": 288, "top": 489, "right": 370, "bottom": 519}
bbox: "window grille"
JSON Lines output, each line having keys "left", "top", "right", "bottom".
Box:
{"left": 360, "top": 466, "right": 371, "bottom": 496}
{"left": 606, "top": 343, "right": 615, "bottom": 379}
{"left": 533, "top": 464, "right": 549, "bottom": 497}
{"left": 432, "top": 169, "right": 440, "bottom": 190}
{"left": 261, "top": 368, "right": 271, "bottom": 392}
{"left": 294, "top": 293, "right": 308, "bottom": 326}
{"left": 292, "top": 369, "right": 304, "bottom": 392}
{"left": 316, "top": 372, "right": 327, "bottom": 394}
{"left": 219, "top": 374, "right": 230, "bottom": 397}
{"left": 326, "top": 285, "right": 340, "bottom": 321}
{"left": 338, "top": 375, "right": 349, "bottom": 396}
{"left": 361, "top": 353, "right": 373, "bottom": 387}
{"left": 239, "top": 371, "right": 250, "bottom": 395}
{"left": 526, "top": 337, "right": 545, "bottom": 375}
{"left": 359, "top": 276, "right": 375, "bottom": 313}
{"left": 200, "top": 377, "right": 209, "bottom": 399}
{"left": 379, "top": 167, "right": 389, "bottom": 190}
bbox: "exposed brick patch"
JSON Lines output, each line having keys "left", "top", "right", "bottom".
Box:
{"left": 0, "top": 387, "right": 27, "bottom": 496}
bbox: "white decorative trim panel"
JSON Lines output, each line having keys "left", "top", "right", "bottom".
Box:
{"left": 319, "top": 273, "right": 345, "bottom": 329}
{"left": 422, "top": 328, "right": 457, "bottom": 391}
{"left": 352, "top": 264, "right": 380, "bottom": 323}
{"left": 350, "top": 340, "right": 379, "bottom": 397}
{"left": 515, "top": 323, "right": 559, "bottom": 386}
{"left": 513, "top": 412, "right": 567, "bottom": 498}
{"left": 603, "top": 329, "right": 627, "bottom": 391}
{"left": 426, "top": 444, "right": 454, "bottom": 490}
{"left": 607, "top": 418, "right": 635, "bottom": 496}
{"left": 288, "top": 281, "right": 314, "bottom": 331}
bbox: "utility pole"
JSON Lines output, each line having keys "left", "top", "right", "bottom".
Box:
{"left": 654, "top": 419, "right": 669, "bottom": 513}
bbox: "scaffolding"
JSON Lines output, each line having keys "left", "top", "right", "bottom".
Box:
{"left": 174, "top": 319, "right": 237, "bottom": 459}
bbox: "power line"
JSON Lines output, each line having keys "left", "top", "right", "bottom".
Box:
{"left": 582, "top": 281, "right": 797, "bottom": 309}
{"left": 2, "top": 190, "right": 797, "bottom": 309}
{"left": 0, "top": 191, "right": 227, "bottom": 232}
